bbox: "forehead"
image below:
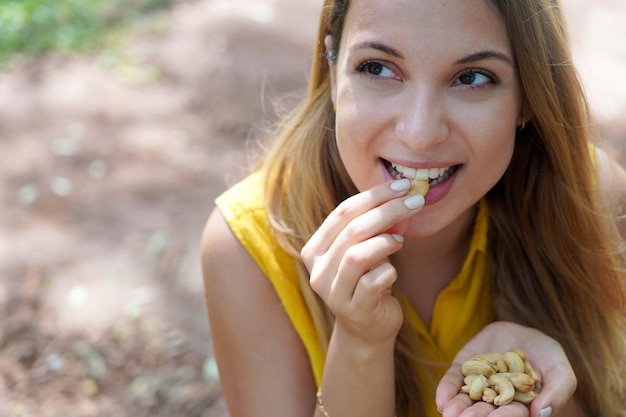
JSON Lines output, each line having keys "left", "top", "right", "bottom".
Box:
{"left": 341, "top": 0, "right": 512, "bottom": 57}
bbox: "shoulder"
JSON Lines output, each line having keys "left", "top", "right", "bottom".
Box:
{"left": 201, "top": 208, "right": 270, "bottom": 327}
{"left": 201, "top": 206, "right": 258, "bottom": 286}
{"left": 203, "top": 172, "right": 266, "bottom": 281}
{"left": 593, "top": 145, "right": 626, "bottom": 237}
{"left": 594, "top": 145, "right": 626, "bottom": 203}
{"left": 200, "top": 207, "right": 316, "bottom": 416}
{"left": 595, "top": 146, "right": 626, "bottom": 188}
{"left": 201, "top": 206, "right": 286, "bottom": 325}
{"left": 211, "top": 171, "right": 300, "bottom": 286}
{"left": 201, "top": 171, "right": 276, "bottom": 305}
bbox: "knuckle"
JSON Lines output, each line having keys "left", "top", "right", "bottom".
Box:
{"left": 343, "top": 246, "right": 367, "bottom": 267}
{"left": 309, "top": 269, "right": 332, "bottom": 299}
{"left": 309, "top": 274, "right": 324, "bottom": 294}
{"left": 342, "top": 222, "right": 360, "bottom": 240}
{"left": 381, "top": 263, "right": 398, "bottom": 280}
{"left": 361, "top": 263, "right": 396, "bottom": 291}
{"left": 300, "top": 243, "right": 312, "bottom": 264}
{"left": 334, "top": 198, "right": 355, "bottom": 219}
{"left": 376, "top": 263, "right": 398, "bottom": 285}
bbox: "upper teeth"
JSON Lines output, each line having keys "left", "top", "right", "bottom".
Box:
{"left": 391, "top": 162, "right": 450, "bottom": 180}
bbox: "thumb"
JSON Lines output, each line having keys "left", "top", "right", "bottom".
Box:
{"left": 529, "top": 363, "right": 577, "bottom": 417}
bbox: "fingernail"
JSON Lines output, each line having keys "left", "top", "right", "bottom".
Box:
{"left": 390, "top": 178, "right": 411, "bottom": 191}
{"left": 392, "top": 234, "right": 404, "bottom": 243}
{"left": 404, "top": 194, "right": 425, "bottom": 209}
{"left": 540, "top": 407, "right": 552, "bottom": 417}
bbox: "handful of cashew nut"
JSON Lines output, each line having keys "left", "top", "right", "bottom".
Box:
{"left": 460, "top": 349, "right": 540, "bottom": 407}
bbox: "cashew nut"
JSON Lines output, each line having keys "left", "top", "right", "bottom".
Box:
{"left": 524, "top": 359, "right": 541, "bottom": 384}
{"left": 408, "top": 178, "right": 429, "bottom": 197}
{"left": 504, "top": 351, "right": 525, "bottom": 373}
{"left": 473, "top": 353, "right": 508, "bottom": 372}
{"left": 489, "top": 374, "right": 516, "bottom": 406}
{"left": 461, "top": 358, "right": 497, "bottom": 377}
{"left": 469, "top": 375, "right": 490, "bottom": 401}
{"left": 514, "top": 390, "right": 538, "bottom": 405}
{"left": 509, "top": 348, "right": 541, "bottom": 383}
{"left": 505, "top": 372, "right": 536, "bottom": 393}
{"left": 461, "top": 375, "right": 477, "bottom": 394}
{"left": 472, "top": 352, "right": 504, "bottom": 363}
{"left": 482, "top": 387, "right": 497, "bottom": 404}
{"left": 459, "top": 349, "right": 539, "bottom": 408}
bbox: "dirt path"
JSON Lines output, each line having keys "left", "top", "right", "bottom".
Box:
{"left": 0, "top": 0, "right": 319, "bottom": 415}
{"left": 0, "top": 0, "right": 623, "bottom": 415}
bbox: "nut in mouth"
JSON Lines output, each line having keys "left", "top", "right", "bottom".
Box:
{"left": 407, "top": 178, "right": 429, "bottom": 197}
{"left": 385, "top": 159, "right": 459, "bottom": 195}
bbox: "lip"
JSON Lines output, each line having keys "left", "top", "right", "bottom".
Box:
{"left": 380, "top": 158, "right": 459, "bottom": 205}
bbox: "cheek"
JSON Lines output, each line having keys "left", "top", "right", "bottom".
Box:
{"left": 457, "top": 99, "right": 519, "bottom": 184}
{"left": 334, "top": 110, "right": 388, "bottom": 191}
{"left": 472, "top": 123, "right": 517, "bottom": 186}
{"left": 334, "top": 117, "right": 370, "bottom": 189}
{"left": 334, "top": 87, "right": 383, "bottom": 155}
{"left": 464, "top": 98, "right": 519, "bottom": 155}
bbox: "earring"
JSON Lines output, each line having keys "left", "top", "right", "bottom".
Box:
{"left": 333, "top": 105, "right": 337, "bottom": 113}
{"left": 519, "top": 117, "right": 526, "bottom": 130}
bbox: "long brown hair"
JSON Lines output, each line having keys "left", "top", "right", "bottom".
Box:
{"left": 487, "top": 1, "right": 626, "bottom": 415}
{"left": 259, "top": 0, "right": 626, "bottom": 415}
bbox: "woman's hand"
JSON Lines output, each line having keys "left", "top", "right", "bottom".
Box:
{"left": 301, "top": 178, "right": 424, "bottom": 345}
{"left": 436, "top": 321, "right": 578, "bottom": 417}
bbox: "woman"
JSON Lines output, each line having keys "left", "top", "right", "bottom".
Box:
{"left": 201, "top": 0, "right": 626, "bottom": 416}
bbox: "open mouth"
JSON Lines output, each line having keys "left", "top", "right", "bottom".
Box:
{"left": 383, "top": 159, "right": 459, "bottom": 186}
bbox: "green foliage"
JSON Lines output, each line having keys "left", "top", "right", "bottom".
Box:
{"left": 0, "top": 0, "right": 173, "bottom": 66}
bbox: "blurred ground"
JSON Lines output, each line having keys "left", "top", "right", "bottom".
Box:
{"left": 0, "top": 0, "right": 624, "bottom": 416}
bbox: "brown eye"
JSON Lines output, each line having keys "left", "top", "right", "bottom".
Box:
{"left": 355, "top": 60, "right": 399, "bottom": 80}
{"left": 365, "top": 62, "right": 385, "bottom": 75}
{"left": 459, "top": 72, "right": 477, "bottom": 85}
{"left": 453, "top": 69, "right": 498, "bottom": 88}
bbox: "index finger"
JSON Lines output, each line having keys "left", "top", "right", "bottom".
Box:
{"left": 302, "top": 178, "right": 412, "bottom": 255}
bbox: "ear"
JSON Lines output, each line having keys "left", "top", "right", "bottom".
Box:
{"left": 517, "top": 101, "right": 533, "bottom": 129}
{"left": 324, "top": 35, "right": 338, "bottom": 108}
{"left": 517, "top": 113, "right": 534, "bottom": 129}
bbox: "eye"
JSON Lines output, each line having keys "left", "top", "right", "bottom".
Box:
{"left": 453, "top": 69, "right": 498, "bottom": 88}
{"left": 355, "top": 60, "right": 399, "bottom": 80}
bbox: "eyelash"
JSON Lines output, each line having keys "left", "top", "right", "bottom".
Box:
{"left": 354, "top": 59, "right": 500, "bottom": 88}
{"left": 355, "top": 59, "right": 398, "bottom": 79}
{"left": 455, "top": 68, "right": 500, "bottom": 88}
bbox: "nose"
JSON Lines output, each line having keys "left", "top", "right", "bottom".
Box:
{"left": 394, "top": 86, "right": 449, "bottom": 150}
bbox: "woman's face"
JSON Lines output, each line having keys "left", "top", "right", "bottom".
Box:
{"left": 330, "top": 0, "right": 523, "bottom": 237}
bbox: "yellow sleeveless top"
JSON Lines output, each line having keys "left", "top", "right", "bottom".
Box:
{"left": 215, "top": 171, "right": 494, "bottom": 417}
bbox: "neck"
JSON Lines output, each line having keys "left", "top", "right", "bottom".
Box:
{"left": 391, "top": 204, "right": 478, "bottom": 325}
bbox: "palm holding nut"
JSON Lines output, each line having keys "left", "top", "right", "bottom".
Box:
{"left": 435, "top": 321, "right": 578, "bottom": 417}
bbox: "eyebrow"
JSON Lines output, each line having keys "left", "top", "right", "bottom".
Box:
{"left": 348, "top": 41, "right": 405, "bottom": 59}
{"left": 455, "top": 50, "right": 514, "bottom": 67}
{"left": 348, "top": 42, "right": 513, "bottom": 68}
